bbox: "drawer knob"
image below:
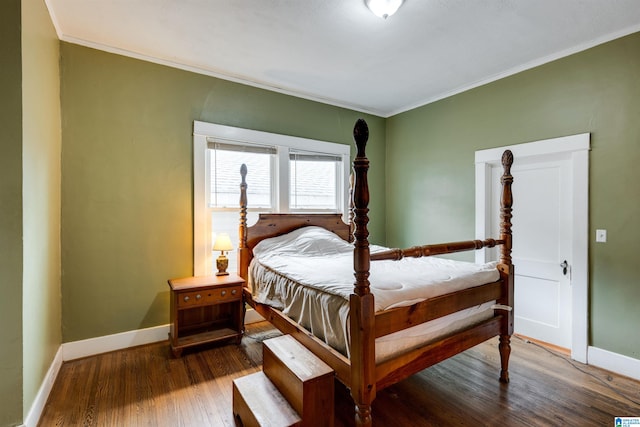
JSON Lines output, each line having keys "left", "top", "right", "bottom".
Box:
{"left": 183, "top": 296, "right": 190, "bottom": 302}
{"left": 221, "top": 290, "right": 227, "bottom": 296}
{"left": 231, "top": 289, "right": 237, "bottom": 295}
{"left": 196, "top": 294, "right": 202, "bottom": 300}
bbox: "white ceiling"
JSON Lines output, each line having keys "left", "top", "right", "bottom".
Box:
{"left": 46, "top": 0, "right": 640, "bottom": 117}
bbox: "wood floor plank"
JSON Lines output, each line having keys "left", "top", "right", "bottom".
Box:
{"left": 40, "top": 322, "right": 640, "bottom": 426}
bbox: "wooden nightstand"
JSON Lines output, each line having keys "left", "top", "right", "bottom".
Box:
{"left": 168, "top": 274, "right": 245, "bottom": 357}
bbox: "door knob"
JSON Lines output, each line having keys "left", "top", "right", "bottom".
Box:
{"left": 560, "top": 260, "right": 568, "bottom": 275}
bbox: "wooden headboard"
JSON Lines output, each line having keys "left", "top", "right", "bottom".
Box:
{"left": 237, "top": 164, "right": 351, "bottom": 280}
{"left": 243, "top": 214, "right": 350, "bottom": 250}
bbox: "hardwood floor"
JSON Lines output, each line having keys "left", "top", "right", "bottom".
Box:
{"left": 40, "top": 322, "right": 640, "bottom": 426}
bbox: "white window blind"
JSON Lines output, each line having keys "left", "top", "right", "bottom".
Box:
{"left": 207, "top": 139, "right": 275, "bottom": 209}
{"left": 289, "top": 150, "right": 341, "bottom": 211}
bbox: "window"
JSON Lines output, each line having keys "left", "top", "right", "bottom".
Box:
{"left": 209, "top": 141, "right": 275, "bottom": 209}
{"left": 194, "top": 121, "right": 351, "bottom": 275}
{"left": 289, "top": 151, "right": 341, "bottom": 211}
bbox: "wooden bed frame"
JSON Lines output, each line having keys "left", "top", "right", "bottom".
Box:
{"left": 237, "top": 119, "right": 514, "bottom": 427}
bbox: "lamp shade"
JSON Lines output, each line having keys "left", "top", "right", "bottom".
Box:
{"left": 212, "top": 233, "right": 233, "bottom": 251}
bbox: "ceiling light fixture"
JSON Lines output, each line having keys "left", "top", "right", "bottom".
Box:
{"left": 365, "top": 0, "right": 405, "bottom": 19}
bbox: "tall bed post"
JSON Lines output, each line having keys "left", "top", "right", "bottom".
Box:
{"left": 349, "top": 172, "right": 355, "bottom": 243}
{"left": 238, "top": 164, "right": 249, "bottom": 281}
{"left": 350, "top": 119, "right": 375, "bottom": 427}
{"left": 498, "top": 149, "right": 514, "bottom": 383}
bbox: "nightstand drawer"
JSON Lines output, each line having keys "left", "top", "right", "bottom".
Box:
{"left": 177, "top": 290, "right": 208, "bottom": 308}
{"left": 209, "top": 285, "right": 242, "bottom": 303}
{"left": 177, "top": 285, "right": 242, "bottom": 308}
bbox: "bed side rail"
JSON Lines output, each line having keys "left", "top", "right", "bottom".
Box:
{"left": 374, "top": 280, "right": 502, "bottom": 338}
{"left": 370, "top": 238, "right": 503, "bottom": 261}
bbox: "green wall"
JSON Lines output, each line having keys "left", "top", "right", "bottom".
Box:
{"left": 0, "top": 1, "right": 62, "bottom": 425}
{"left": 0, "top": 0, "right": 24, "bottom": 425}
{"left": 22, "top": 0, "right": 62, "bottom": 419}
{"left": 386, "top": 32, "right": 640, "bottom": 360}
{"left": 60, "top": 43, "right": 386, "bottom": 342}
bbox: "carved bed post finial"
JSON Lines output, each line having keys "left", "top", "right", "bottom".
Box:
{"left": 238, "top": 164, "right": 249, "bottom": 279}
{"left": 352, "top": 118, "right": 370, "bottom": 296}
{"left": 499, "top": 150, "right": 514, "bottom": 265}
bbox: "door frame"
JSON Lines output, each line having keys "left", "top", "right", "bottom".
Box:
{"left": 474, "top": 134, "right": 590, "bottom": 363}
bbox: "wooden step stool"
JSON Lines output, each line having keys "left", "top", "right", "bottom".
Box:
{"left": 233, "top": 371, "right": 302, "bottom": 427}
{"left": 232, "top": 334, "right": 335, "bottom": 427}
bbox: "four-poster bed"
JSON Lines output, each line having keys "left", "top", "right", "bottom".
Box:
{"left": 237, "top": 119, "right": 514, "bottom": 426}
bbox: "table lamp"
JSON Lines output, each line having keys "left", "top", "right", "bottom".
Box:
{"left": 212, "top": 233, "right": 233, "bottom": 276}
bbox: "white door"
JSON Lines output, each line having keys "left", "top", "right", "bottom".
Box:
{"left": 475, "top": 134, "right": 590, "bottom": 362}
{"left": 492, "top": 158, "right": 572, "bottom": 349}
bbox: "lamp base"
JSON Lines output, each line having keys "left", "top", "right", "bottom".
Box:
{"left": 216, "top": 253, "right": 229, "bottom": 276}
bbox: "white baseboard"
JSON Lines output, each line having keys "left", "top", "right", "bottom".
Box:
{"left": 588, "top": 346, "right": 640, "bottom": 381}
{"left": 62, "top": 324, "right": 170, "bottom": 361}
{"left": 23, "top": 346, "right": 63, "bottom": 427}
{"left": 62, "top": 309, "right": 264, "bottom": 361}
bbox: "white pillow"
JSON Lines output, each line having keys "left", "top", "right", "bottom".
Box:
{"left": 253, "top": 226, "right": 353, "bottom": 258}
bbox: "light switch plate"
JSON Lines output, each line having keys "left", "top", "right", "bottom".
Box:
{"left": 596, "top": 229, "right": 607, "bottom": 243}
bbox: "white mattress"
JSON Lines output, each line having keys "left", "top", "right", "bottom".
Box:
{"left": 249, "top": 226, "right": 500, "bottom": 362}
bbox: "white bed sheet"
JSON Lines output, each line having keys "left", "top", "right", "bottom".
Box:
{"left": 248, "top": 226, "right": 500, "bottom": 361}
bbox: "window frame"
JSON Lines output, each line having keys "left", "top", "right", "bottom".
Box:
{"left": 193, "top": 121, "right": 351, "bottom": 276}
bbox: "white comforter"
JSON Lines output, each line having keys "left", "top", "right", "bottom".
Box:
{"left": 251, "top": 226, "right": 499, "bottom": 312}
